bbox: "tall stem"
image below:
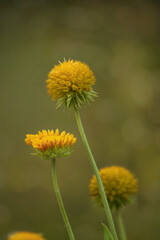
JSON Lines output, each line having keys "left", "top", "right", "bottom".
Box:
{"left": 74, "top": 108, "right": 118, "bottom": 240}
{"left": 116, "top": 211, "right": 127, "bottom": 240}
{"left": 51, "top": 158, "right": 75, "bottom": 240}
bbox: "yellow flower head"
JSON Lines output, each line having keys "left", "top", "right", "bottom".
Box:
{"left": 25, "top": 129, "right": 76, "bottom": 159}
{"left": 8, "top": 232, "right": 46, "bottom": 240}
{"left": 89, "top": 166, "right": 138, "bottom": 209}
{"left": 46, "top": 60, "right": 97, "bottom": 108}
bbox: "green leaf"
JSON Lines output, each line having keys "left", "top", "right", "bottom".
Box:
{"left": 102, "top": 223, "right": 114, "bottom": 240}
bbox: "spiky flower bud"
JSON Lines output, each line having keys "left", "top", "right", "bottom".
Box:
{"left": 47, "top": 60, "right": 97, "bottom": 109}
{"left": 8, "top": 232, "right": 46, "bottom": 240}
{"left": 89, "top": 166, "right": 138, "bottom": 209}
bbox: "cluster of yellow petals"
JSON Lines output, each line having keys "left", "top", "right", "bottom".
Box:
{"left": 47, "top": 60, "right": 95, "bottom": 100}
{"left": 25, "top": 129, "right": 76, "bottom": 151}
{"left": 89, "top": 166, "right": 138, "bottom": 205}
{"left": 8, "top": 232, "right": 46, "bottom": 240}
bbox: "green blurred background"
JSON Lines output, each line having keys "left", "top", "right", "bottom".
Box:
{"left": 0, "top": 0, "right": 160, "bottom": 239}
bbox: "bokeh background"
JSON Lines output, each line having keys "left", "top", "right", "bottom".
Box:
{"left": 0, "top": 0, "right": 160, "bottom": 239}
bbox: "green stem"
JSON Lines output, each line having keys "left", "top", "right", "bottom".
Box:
{"left": 51, "top": 158, "right": 75, "bottom": 240}
{"left": 74, "top": 108, "right": 118, "bottom": 240}
{"left": 116, "top": 211, "right": 127, "bottom": 240}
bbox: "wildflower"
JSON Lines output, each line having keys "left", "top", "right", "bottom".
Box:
{"left": 25, "top": 130, "right": 76, "bottom": 239}
{"left": 25, "top": 129, "right": 76, "bottom": 159}
{"left": 46, "top": 60, "right": 97, "bottom": 109}
{"left": 8, "top": 232, "right": 46, "bottom": 240}
{"left": 89, "top": 166, "right": 138, "bottom": 209}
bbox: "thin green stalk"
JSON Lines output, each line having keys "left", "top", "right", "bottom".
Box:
{"left": 116, "top": 211, "right": 127, "bottom": 240}
{"left": 74, "top": 108, "right": 118, "bottom": 240}
{"left": 51, "top": 158, "right": 75, "bottom": 240}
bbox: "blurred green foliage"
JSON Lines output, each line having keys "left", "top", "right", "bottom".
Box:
{"left": 0, "top": 0, "right": 160, "bottom": 239}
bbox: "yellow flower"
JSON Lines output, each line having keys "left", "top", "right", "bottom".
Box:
{"left": 25, "top": 129, "right": 76, "bottom": 159}
{"left": 8, "top": 232, "right": 46, "bottom": 240}
{"left": 46, "top": 60, "right": 97, "bottom": 108}
{"left": 89, "top": 166, "right": 138, "bottom": 209}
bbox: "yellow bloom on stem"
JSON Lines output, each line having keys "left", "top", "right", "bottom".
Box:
{"left": 46, "top": 60, "right": 97, "bottom": 108}
{"left": 25, "top": 129, "right": 76, "bottom": 159}
{"left": 89, "top": 166, "right": 138, "bottom": 209}
{"left": 8, "top": 232, "right": 46, "bottom": 240}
